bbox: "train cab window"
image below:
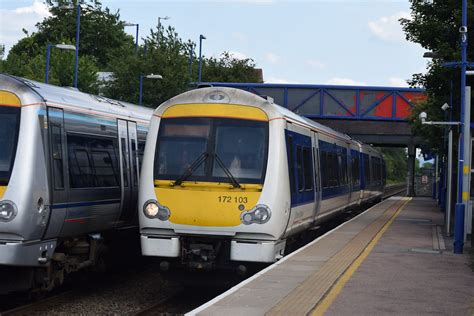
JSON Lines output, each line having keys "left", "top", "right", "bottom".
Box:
{"left": 212, "top": 124, "right": 267, "bottom": 181}
{"left": 302, "top": 147, "right": 313, "bottom": 191}
{"left": 138, "top": 141, "right": 145, "bottom": 171}
{"left": 0, "top": 107, "right": 20, "bottom": 186}
{"left": 155, "top": 117, "right": 268, "bottom": 184}
{"left": 51, "top": 124, "right": 64, "bottom": 189}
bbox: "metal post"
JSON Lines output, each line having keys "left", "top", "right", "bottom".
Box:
{"left": 463, "top": 87, "right": 471, "bottom": 242}
{"left": 45, "top": 44, "right": 53, "bottom": 84}
{"left": 407, "top": 145, "right": 416, "bottom": 196}
{"left": 446, "top": 128, "right": 453, "bottom": 235}
{"left": 198, "top": 34, "right": 205, "bottom": 83}
{"left": 139, "top": 75, "right": 144, "bottom": 106}
{"left": 188, "top": 45, "right": 194, "bottom": 81}
{"left": 433, "top": 155, "right": 438, "bottom": 199}
{"left": 73, "top": 4, "right": 81, "bottom": 88}
{"left": 135, "top": 24, "right": 139, "bottom": 52}
{"left": 453, "top": 0, "right": 468, "bottom": 254}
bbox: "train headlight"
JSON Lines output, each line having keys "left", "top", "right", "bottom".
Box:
{"left": 144, "top": 200, "right": 159, "bottom": 218}
{"left": 143, "top": 200, "right": 171, "bottom": 221}
{"left": 241, "top": 205, "right": 271, "bottom": 225}
{"left": 0, "top": 200, "right": 18, "bottom": 222}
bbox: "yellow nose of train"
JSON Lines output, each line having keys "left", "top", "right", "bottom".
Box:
{"left": 152, "top": 102, "right": 269, "bottom": 227}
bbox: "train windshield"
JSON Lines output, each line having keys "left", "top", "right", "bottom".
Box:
{"left": 154, "top": 117, "right": 268, "bottom": 184}
{"left": 0, "top": 107, "right": 20, "bottom": 186}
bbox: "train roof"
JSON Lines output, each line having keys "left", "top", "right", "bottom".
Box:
{"left": 156, "top": 86, "right": 353, "bottom": 142}
{"left": 0, "top": 74, "right": 153, "bottom": 122}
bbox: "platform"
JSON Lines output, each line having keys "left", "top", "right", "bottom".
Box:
{"left": 187, "top": 197, "right": 474, "bottom": 315}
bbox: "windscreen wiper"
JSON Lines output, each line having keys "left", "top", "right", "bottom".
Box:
{"left": 212, "top": 153, "right": 241, "bottom": 188}
{"left": 173, "top": 152, "right": 209, "bottom": 186}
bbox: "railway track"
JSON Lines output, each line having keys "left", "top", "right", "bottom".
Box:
{"left": 1, "top": 290, "right": 73, "bottom": 316}
{"left": 382, "top": 183, "right": 406, "bottom": 199}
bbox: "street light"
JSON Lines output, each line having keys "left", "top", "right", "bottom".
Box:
{"left": 157, "top": 16, "right": 170, "bottom": 46}
{"left": 198, "top": 34, "right": 206, "bottom": 83}
{"left": 139, "top": 74, "right": 163, "bottom": 106}
{"left": 124, "top": 22, "right": 139, "bottom": 52}
{"left": 45, "top": 43, "right": 76, "bottom": 84}
{"left": 58, "top": 3, "right": 81, "bottom": 88}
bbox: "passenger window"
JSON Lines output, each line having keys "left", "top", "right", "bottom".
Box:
{"left": 131, "top": 139, "right": 138, "bottom": 186}
{"left": 67, "top": 134, "right": 119, "bottom": 188}
{"left": 287, "top": 136, "right": 296, "bottom": 194}
{"left": 121, "top": 137, "right": 128, "bottom": 187}
{"left": 51, "top": 124, "right": 64, "bottom": 189}
{"left": 302, "top": 147, "right": 313, "bottom": 191}
{"left": 296, "top": 145, "right": 304, "bottom": 192}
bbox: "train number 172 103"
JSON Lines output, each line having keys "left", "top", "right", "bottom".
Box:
{"left": 218, "top": 196, "right": 248, "bottom": 204}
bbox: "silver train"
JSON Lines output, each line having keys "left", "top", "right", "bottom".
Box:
{"left": 0, "top": 74, "right": 153, "bottom": 293}
{"left": 139, "top": 87, "right": 385, "bottom": 271}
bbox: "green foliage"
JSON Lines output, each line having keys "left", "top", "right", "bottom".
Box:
{"left": 3, "top": 0, "right": 132, "bottom": 93}
{"left": 202, "top": 52, "right": 260, "bottom": 83}
{"left": 378, "top": 147, "right": 407, "bottom": 183}
{"left": 401, "top": 0, "right": 474, "bottom": 153}
{"left": 2, "top": 0, "right": 259, "bottom": 105}
{"left": 103, "top": 24, "right": 260, "bottom": 107}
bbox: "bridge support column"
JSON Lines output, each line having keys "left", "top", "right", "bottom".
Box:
{"left": 407, "top": 144, "right": 416, "bottom": 197}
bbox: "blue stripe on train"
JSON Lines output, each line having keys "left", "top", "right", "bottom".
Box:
{"left": 51, "top": 199, "right": 121, "bottom": 209}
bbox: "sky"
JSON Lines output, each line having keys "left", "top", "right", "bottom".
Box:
{"left": 0, "top": 0, "right": 428, "bottom": 87}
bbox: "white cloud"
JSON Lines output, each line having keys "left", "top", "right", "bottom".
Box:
{"left": 0, "top": 1, "right": 51, "bottom": 55}
{"left": 388, "top": 77, "right": 409, "bottom": 87}
{"left": 368, "top": 11, "right": 410, "bottom": 42}
{"left": 306, "top": 59, "right": 325, "bottom": 69}
{"left": 326, "top": 77, "right": 367, "bottom": 86}
{"left": 265, "top": 76, "right": 301, "bottom": 84}
{"left": 227, "top": 51, "right": 248, "bottom": 60}
{"left": 265, "top": 52, "right": 280, "bottom": 64}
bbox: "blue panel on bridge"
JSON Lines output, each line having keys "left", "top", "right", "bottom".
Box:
{"left": 200, "top": 82, "right": 426, "bottom": 122}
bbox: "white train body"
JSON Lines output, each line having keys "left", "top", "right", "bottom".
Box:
{"left": 139, "top": 87, "right": 384, "bottom": 268}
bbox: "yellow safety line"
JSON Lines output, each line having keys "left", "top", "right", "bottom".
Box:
{"left": 311, "top": 197, "right": 412, "bottom": 316}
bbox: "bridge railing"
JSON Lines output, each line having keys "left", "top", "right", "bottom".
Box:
{"left": 202, "top": 82, "right": 426, "bottom": 122}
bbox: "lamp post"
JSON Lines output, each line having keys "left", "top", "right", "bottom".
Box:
{"left": 453, "top": 0, "right": 469, "bottom": 254}
{"left": 57, "top": 3, "right": 80, "bottom": 88}
{"left": 198, "top": 34, "right": 206, "bottom": 83}
{"left": 188, "top": 44, "right": 194, "bottom": 82}
{"left": 124, "top": 22, "right": 139, "bottom": 52}
{"left": 45, "top": 44, "right": 77, "bottom": 84}
{"left": 73, "top": 3, "right": 80, "bottom": 88}
{"left": 157, "top": 16, "right": 170, "bottom": 46}
{"left": 139, "top": 74, "right": 163, "bottom": 106}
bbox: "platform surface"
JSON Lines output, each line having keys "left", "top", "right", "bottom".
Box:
{"left": 188, "top": 197, "right": 474, "bottom": 316}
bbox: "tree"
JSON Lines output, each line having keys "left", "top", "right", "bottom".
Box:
{"left": 104, "top": 24, "right": 261, "bottom": 107}
{"left": 201, "top": 52, "right": 261, "bottom": 83}
{"left": 400, "top": 0, "right": 474, "bottom": 154}
{"left": 378, "top": 147, "right": 408, "bottom": 184}
{"left": 3, "top": 0, "right": 134, "bottom": 93}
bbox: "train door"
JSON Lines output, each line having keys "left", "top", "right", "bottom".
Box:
{"left": 117, "top": 120, "right": 139, "bottom": 224}
{"left": 43, "top": 107, "right": 68, "bottom": 239}
{"left": 312, "top": 131, "right": 321, "bottom": 219}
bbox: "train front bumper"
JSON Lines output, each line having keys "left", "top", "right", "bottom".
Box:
{"left": 140, "top": 233, "right": 285, "bottom": 263}
{"left": 0, "top": 239, "right": 56, "bottom": 267}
